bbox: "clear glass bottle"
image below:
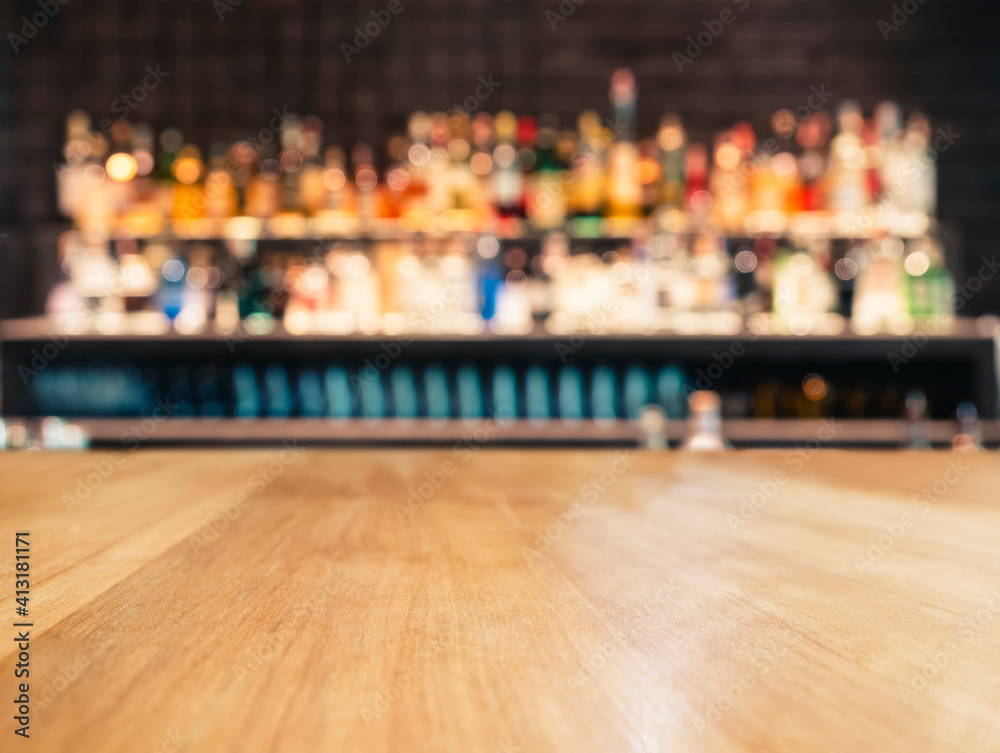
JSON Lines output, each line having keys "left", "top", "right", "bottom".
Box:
{"left": 683, "top": 391, "right": 728, "bottom": 450}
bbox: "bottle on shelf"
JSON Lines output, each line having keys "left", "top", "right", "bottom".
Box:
{"left": 48, "top": 85, "right": 957, "bottom": 339}
{"left": 656, "top": 114, "right": 687, "bottom": 214}
{"left": 245, "top": 139, "right": 281, "bottom": 221}
{"left": 605, "top": 68, "right": 642, "bottom": 227}
{"left": 852, "top": 237, "right": 912, "bottom": 333}
{"left": 904, "top": 237, "right": 953, "bottom": 320}
{"left": 527, "top": 115, "right": 567, "bottom": 232}
{"left": 568, "top": 110, "right": 606, "bottom": 237}
{"left": 298, "top": 116, "right": 327, "bottom": 216}
{"left": 492, "top": 110, "right": 523, "bottom": 230}
{"left": 827, "top": 101, "right": 870, "bottom": 228}
{"left": 770, "top": 240, "right": 839, "bottom": 334}
{"left": 204, "top": 143, "right": 238, "bottom": 221}
{"left": 904, "top": 390, "right": 932, "bottom": 449}
{"left": 277, "top": 116, "right": 306, "bottom": 217}
{"left": 683, "top": 391, "right": 728, "bottom": 451}
{"left": 53, "top": 89, "right": 946, "bottom": 247}
{"left": 952, "top": 403, "right": 983, "bottom": 452}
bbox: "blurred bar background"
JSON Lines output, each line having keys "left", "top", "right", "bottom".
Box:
{"left": 1, "top": 0, "right": 998, "bottom": 448}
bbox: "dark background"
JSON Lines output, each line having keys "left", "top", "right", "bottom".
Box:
{"left": 1, "top": 0, "right": 998, "bottom": 317}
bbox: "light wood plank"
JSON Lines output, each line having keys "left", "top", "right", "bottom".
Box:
{"left": 1, "top": 449, "right": 998, "bottom": 752}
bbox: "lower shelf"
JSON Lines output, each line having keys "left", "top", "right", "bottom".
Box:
{"left": 39, "top": 417, "right": 1000, "bottom": 448}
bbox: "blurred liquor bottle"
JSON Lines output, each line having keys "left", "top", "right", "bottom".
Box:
{"left": 171, "top": 142, "right": 206, "bottom": 222}
{"left": 605, "top": 68, "right": 643, "bottom": 223}
{"left": 569, "top": 110, "right": 606, "bottom": 236}
{"left": 657, "top": 114, "right": 687, "bottom": 212}
{"left": 492, "top": 111, "right": 523, "bottom": 226}
{"left": 826, "top": 101, "right": 870, "bottom": 218}
{"left": 299, "top": 116, "right": 327, "bottom": 216}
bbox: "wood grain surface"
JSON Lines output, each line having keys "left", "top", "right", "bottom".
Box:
{"left": 1, "top": 449, "right": 999, "bottom": 753}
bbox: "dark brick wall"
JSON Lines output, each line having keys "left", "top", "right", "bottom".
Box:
{"left": 2, "top": 0, "right": 999, "bottom": 315}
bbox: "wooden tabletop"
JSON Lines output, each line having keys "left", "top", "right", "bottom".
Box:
{"left": 2, "top": 449, "right": 999, "bottom": 752}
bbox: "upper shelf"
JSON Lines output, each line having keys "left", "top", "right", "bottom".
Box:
{"left": 2, "top": 315, "right": 997, "bottom": 344}
{"left": 72, "top": 212, "right": 944, "bottom": 244}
